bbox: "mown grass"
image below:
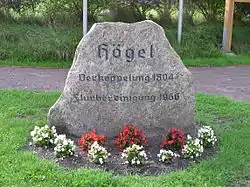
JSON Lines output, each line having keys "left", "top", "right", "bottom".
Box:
{"left": 0, "top": 90, "right": 250, "bottom": 186}
{"left": 0, "top": 22, "right": 249, "bottom": 68}
{"left": 1, "top": 55, "right": 250, "bottom": 68}
{"left": 184, "top": 55, "right": 250, "bottom": 67}
{"left": 0, "top": 59, "right": 71, "bottom": 68}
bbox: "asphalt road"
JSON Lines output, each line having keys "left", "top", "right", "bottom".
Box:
{"left": 1, "top": 66, "right": 250, "bottom": 102}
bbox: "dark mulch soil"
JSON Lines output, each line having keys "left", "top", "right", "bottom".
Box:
{"left": 26, "top": 132, "right": 219, "bottom": 176}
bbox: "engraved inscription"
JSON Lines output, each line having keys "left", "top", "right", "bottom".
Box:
{"left": 98, "top": 43, "right": 153, "bottom": 62}
{"left": 71, "top": 42, "right": 182, "bottom": 103}
{"left": 79, "top": 73, "right": 177, "bottom": 83}
{"left": 72, "top": 93, "right": 181, "bottom": 103}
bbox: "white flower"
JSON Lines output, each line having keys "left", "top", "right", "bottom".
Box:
{"left": 99, "top": 158, "right": 103, "bottom": 165}
{"left": 121, "top": 144, "right": 148, "bottom": 166}
{"left": 30, "top": 131, "right": 35, "bottom": 137}
{"left": 139, "top": 150, "right": 145, "bottom": 156}
{"left": 30, "top": 125, "right": 57, "bottom": 146}
{"left": 63, "top": 140, "right": 68, "bottom": 145}
{"left": 198, "top": 126, "right": 217, "bottom": 148}
{"left": 53, "top": 134, "right": 76, "bottom": 158}
{"left": 121, "top": 152, "right": 127, "bottom": 158}
{"left": 200, "top": 146, "right": 204, "bottom": 153}
{"left": 158, "top": 149, "right": 179, "bottom": 163}
{"left": 194, "top": 138, "right": 200, "bottom": 144}
{"left": 88, "top": 141, "right": 109, "bottom": 165}
{"left": 182, "top": 136, "right": 204, "bottom": 159}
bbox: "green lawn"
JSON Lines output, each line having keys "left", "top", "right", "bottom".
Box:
{"left": 0, "top": 90, "right": 250, "bottom": 186}
{"left": 184, "top": 55, "right": 250, "bottom": 67}
{"left": 0, "top": 59, "right": 72, "bottom": 68}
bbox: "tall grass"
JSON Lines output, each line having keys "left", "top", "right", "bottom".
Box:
{"left": 0, "top": 22, "right": 249, "bottom": 63}
{"left": 0, "top": 23, "right": 81, "bottom": 62}
{"left": 165, "top": 24, "right": 223, "bottom": 58}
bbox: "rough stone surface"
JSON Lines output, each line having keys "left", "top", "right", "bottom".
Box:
{"left": 48, "top": 20, "right": 195, "bottom": 138}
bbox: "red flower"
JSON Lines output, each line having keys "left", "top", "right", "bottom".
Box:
{"left": 171, "top": 133, "right": 177, "bottom": 139}
{"left": 168, "top": 140, "right": 175, "bottom": 145}
{"left": 160, "top": 127, "right": 185, "bottom": 151}
{"left": 78, "top": 129, "right": 106, "bottom": 151}
{"left": 115, "top": 124, "right": 147, "bottom": 149}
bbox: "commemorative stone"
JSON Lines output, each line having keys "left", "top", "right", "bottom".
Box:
{"left": 48, "top": 20, "right": 195, "bottom": 138}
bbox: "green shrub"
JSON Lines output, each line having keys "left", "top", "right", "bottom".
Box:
{"left": 40, "top": 0, "right": 110, "bottom": 26}
{"left": 108, "top": 1, "right": 152, "bottom": 23}
{"left": 232, "top": 27, "right": 250, "bottom": 54}
{"left": 165, "top": 24, "right": 223, "bottom": 58}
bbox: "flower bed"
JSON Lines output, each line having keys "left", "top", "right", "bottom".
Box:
{"left": 28, "top": 124, "right": 218, "bottom": 175}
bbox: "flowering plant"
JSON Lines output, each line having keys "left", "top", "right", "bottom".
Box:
{"left": 54, "top": 134, "right": 76, "bottom": 157}
{"left": 115, "top": 124, "right": 147, "bottom": 149}
{"left": 157, "top": 149, "right": 180, "bottom": 163}
{"left": 160, "top": 128, "right": 185, "bottom": 151}
{"left": 182, "top": 135, "right": 204, "bottom": 159}
{"left": 198, "top": 126, "right": 217, "bottom": 148}
{"left": 88, "top": 141, "right": 110, "bottom": 165}
{"left": 121, "top": 144, "right": 148, "bottom": 165}
{"left": 78, "top": 129, "right": 106, "bottom": 151}
{"left": 30, "top": 125, "right": 57, "bottom": 146}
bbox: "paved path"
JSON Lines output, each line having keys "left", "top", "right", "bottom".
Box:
{"left": 0, "top": 66, "right": 250, "bottom": 102}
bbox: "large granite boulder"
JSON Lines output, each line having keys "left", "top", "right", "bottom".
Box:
{"left": 48, "top": 20, "right": 195, "bottom": 138}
